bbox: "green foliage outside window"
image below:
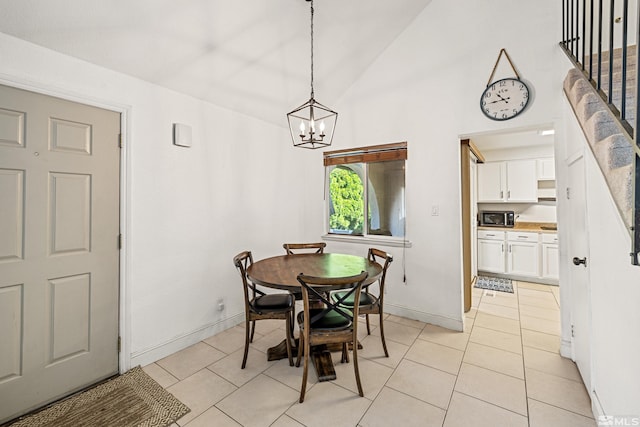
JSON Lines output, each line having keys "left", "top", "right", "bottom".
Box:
{"left": 329, "top": 167, "right": 364, "bottom": 234}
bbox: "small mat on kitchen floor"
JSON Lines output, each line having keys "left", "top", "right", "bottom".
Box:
{"left": 9, "top": 366, "right": 189, "bottom": 427}
{"left": 474, "top": 275, "right": 514, "bottom": 293}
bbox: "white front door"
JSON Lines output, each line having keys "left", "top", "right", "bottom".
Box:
{"left": 0, "top": 85, "right": 121, "bottom": 423}
{"left": 567, "top": 153, "right": 591, "bottom": 391}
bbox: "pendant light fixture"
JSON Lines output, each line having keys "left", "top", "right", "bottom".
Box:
{"left": 287, "top": 0, "right": 338, "bottom": 149}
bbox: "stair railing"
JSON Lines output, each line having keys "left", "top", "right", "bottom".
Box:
{"left": 560, "top": 0, "right": 640, "bottom": 265}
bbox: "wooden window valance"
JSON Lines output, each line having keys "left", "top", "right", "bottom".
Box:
{"left": 323, "top": 142, "right": 407, "bottom": 166}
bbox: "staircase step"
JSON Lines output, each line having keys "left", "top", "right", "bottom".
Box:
{"left": 564, "top": 68, "right": 636, "bottom": 231}
{"left": 594, "top": 133, "right": 635, "bottom": 170}
{"left": 587, "top": 45, "right": 637, "bottom": 61}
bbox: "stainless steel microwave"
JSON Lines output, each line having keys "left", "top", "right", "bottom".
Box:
{"left": 480, "top": 211, "right": 515, "bottom": 227}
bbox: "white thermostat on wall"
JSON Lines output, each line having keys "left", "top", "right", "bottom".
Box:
{"left": 173, "top": 123, "right": 192, "bottom": 147}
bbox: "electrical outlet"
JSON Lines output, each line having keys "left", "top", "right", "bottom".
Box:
{"left": 217, "top": 298, "right": 225, "bottom": 312}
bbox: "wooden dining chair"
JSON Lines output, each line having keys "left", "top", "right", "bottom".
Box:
{"left": 295, "top": 271, "right": 369, "bottom": 403}
{"left": 282, "top": 242, "right": 326, "bottom": 255}
{"left": 331, "top": 248, "right": 393, "bottom": 357}
{"left": 282, "top": 242, "right": 328, "bottom": 302}
{"left": 233, "top": 251, "right": 294, "bottom": 368}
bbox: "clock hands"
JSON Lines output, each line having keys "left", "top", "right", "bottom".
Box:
{"left": 487, "top": 96, "right": 511, "bottom": 105}
{"left": 495, "top": 93, "right": 510, "bottom": 103}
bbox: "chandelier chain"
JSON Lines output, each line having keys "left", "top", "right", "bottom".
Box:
{"left": 310, "top": 0, "right": 314, "bottom": 99}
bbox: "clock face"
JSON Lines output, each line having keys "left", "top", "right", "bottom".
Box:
{"left": 480, "top": 78, "right": 530, "bottom": 121}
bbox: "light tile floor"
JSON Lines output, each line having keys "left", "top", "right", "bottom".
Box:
{"left": 144, "top": 281, "right": 596, "bottom": 427}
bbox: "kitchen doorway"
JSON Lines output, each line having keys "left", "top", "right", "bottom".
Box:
{"left": 460, "top": 124, "right": 558, "bottom": 316}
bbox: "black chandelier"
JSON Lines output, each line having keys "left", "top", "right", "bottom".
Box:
{"left": 286, "top": 0, "right": 338, "bottom": 149}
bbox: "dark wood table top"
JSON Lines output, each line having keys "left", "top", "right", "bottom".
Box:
{"left": 247, "top": 253, "right": 382, "bottom": 291}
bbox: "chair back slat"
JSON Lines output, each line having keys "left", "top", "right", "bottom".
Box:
{"left": 367, "top": 248, "right": 393, "bottom": 298}
{"left": 297, "top": 271, "right": 368, "bottom": 324}
{"left": 283, "top": 242, "right": 326, "bottom": 255}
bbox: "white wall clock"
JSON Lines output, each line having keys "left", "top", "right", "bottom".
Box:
{"left": 481, "top": 49, "right": 530, "bottom": 121}
{"left": 480, "top": 77, "right": 530, "bottom": 121}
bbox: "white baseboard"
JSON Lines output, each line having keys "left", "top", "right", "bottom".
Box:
{"left": 129, "top": 312, "right": 244, "bottom": 368}
{"left": 385, "top": 303, "right": 464, "bottom": 332}
{"left": 560, "top": 337, "right": 573, "bottom": 359}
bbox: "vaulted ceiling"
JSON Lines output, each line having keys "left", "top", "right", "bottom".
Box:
{"left": 0, "top": 0, "right": 433, "bottom": 127}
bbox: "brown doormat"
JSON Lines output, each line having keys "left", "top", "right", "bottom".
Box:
{"left": 8, "top": 366, "right": 189, "bottom": 427}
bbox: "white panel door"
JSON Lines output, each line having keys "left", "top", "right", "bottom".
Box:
{"left": 0, "top": 85, "right": 120, "bottom": 423}
{"left": 567, "top": 154, "right": 591, "bottom": 391}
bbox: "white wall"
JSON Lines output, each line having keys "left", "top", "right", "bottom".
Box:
{"left": 0, "top": 32, "right": 322, "bottom": 367}
{"left": 328, "top": 0, "right": 565, "bottom": 328}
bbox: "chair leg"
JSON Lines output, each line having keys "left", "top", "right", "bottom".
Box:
{"left": 299, "top": 333, "right": 311, "bottom": 403}
{"left": 379, "top": 312, "right": 389, "bottom": 357}
{"left": 341, "top": 343, "right": 349, "bottom": 363}
{"left": 296, "top": 331, "right": 303, "bottom": 367}
{"left": 352, "top": 336, "right": 364, "bottom": 397}
{"left": 366, "top": 314, "right": 371, "bottom": 335}
{"left": 241, "top": 320, "right": 250, "bottom": 369}
{"left": 249, "top": 320, "right": 256, "bottom": 343}
{"left": 285, "top": 313, "right": 293, "bottom": 367}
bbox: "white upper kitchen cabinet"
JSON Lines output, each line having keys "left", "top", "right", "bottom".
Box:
{"left": 537, "top": 157, "right": 556, "bottom": 180}
{"left": 506, "top": 159, "right": 538, "bottom": 202}
{"left": 477, "top": 159, "right": 538, "bottom": 203}
{"left": 477, "top": 162, "right": 505, "bottom": 202}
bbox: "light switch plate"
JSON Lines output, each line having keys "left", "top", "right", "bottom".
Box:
{"left": 173, "top": 123, "right": 192, "bottom": 147}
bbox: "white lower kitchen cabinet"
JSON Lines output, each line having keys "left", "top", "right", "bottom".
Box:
{"left": 477, "top": 229, "right": 558, "bottom": 284}
{"left": 507, "top": 240, "right": 539, "bottom": 276}
{"left": 477, "top": 230, "right": 506, "bottom": 273}
{"left": 541, "top": 233, "right": 559, "bottom": 279}
{"left": 506, "top": 231, "right": 539, "bottom": 277}
{"left": 478, "top": 239, "right": 505, "bottom": 273}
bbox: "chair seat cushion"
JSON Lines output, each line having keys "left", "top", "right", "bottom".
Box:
{"left": 331, "top": 290, "right": 376, "bottom": 307}
{"left": 253, "top": 293, "right": 294, "bottom": 311}
{"left": 297, "top": 308, "right": 352, "bottom": 330}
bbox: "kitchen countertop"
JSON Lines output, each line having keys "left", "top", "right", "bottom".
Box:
{"left": 478, "top": 221, "right": 558, "bottom": 233}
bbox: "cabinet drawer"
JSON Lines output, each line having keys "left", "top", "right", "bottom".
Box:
{"left": 506, "top": 231, "right": 539, "bottom": 242}
{"left": 478, "top": 230, "right": 506, "bottom": 240}
{"left": 541, "top": 233, "right": 559, "bottom": 244}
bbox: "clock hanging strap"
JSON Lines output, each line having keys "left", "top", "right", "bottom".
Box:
{"left": 486, "top": 48, "right": 521, "bottom": 87}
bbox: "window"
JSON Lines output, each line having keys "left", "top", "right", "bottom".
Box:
{"left": 324, "top": 142, "right": 407, "bottom": 238}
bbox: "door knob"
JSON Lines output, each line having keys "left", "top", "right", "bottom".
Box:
{"left": 572, "top": 257, "right": 587, "bottom": 267}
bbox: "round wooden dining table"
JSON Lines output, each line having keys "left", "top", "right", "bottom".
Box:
{"left": 247, "top": 253, "right": 382, "bottom": 291}
{"left": 246, "top": 252, "right": 382, "bottom": 381}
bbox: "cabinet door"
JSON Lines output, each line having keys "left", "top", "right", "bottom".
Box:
{"left": 506, "top": 159, "right": 538, "bottom": 202}
{"left": 541, "top": 243, "right": 559, "bottom": 279}
{"left": 507, "top": 241, "right": 539, "bottom": 276}
{"left": 477, "top": 239, "right": 505, "bottom": 273}
{"left": 537, "top": 158, "right": 556, "bottom": 180}
{"left": 477, "top": 162, "right": 505, "bottom": 202}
